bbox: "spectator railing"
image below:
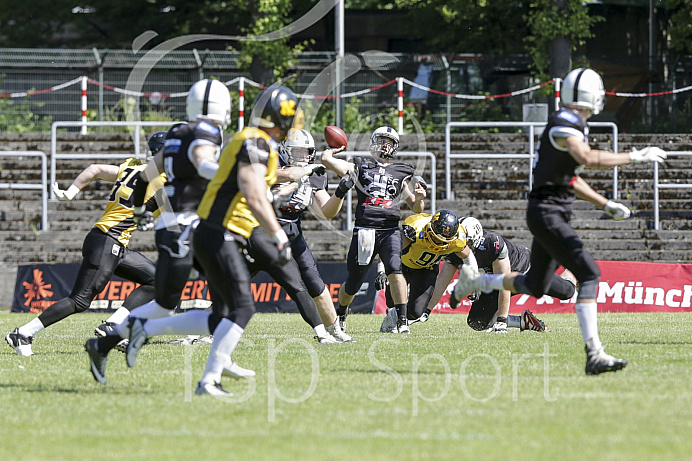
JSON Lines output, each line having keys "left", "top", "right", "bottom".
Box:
{"left": 653, "top": 151, "right": 692, "bottom": 230}
{"left": 444, "top": 121, "right": 619, "bottom": 200}
{"left": 0, "top": 151, "right": 49, "bottom": 231}
{"left": 50, "top": 121, "right": 177, "bottom": 200}
{"left": 334, "top": 151, "right": 437, "bottom": 230}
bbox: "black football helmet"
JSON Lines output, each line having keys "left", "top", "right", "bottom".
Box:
{"left": 424, "top": 209, "right": 459, "bottom": 252}
{"left": 250, "top": 85, "right": 299, "bottom": 133}
{"left": 147, "top": 131, "right": 167, "bottom": 155}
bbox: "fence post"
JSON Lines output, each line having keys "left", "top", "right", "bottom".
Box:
{"left": 397, "top": 77, "right": 404, "bottom": 134}
{"left": 239, "top": 77, "right": 245, "bottom": 131}
{"left": 554, "top": 77, "right": 561, "bottom": 111}
{"left": 80, "top": 76, "right": 88, "bottom": 135}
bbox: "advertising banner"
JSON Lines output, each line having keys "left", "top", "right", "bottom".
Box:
{"left": 374, "top": 261, "right": 692, "bottom": 315}
{"left": 12, "top": 262, "right": 378, "bottom": 315}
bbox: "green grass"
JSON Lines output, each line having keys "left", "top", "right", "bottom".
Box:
{"left": 1, "top": 312, "right": 692, "bottom": 460}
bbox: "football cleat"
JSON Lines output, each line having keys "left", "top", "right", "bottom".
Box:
{"left": 585, "top": 345, "right": 628, "bottom": 375}
{"left": 327, "top": 322, "right": 355, "bottom": 342}
{"left": 520, "top": 310, "right": 547, "bottom": 332}
{"left": 380, "top": 307, "right": 398, "bottom": 333}
{"left": 488, "top": 321, "right": 508, "bottom": 334}
{"left": 5, "top": 328, "right": 34, "bottom": 356}
{"left": 315, "top": 333, "right": 339, "bottom": 344}
{"left": 195, "top": 381, "right": 232, "bottom": 396}
{"left": 222, "top": 360, "right": 256, "bottom": 379}
{"left": 396, "top": 318, "right": 410, "bottom": 334}
{"left": 94, "top": 320, "right": 117, "bottom": 337}
{"left": 85, "top": 338, "right": 108, "bottom": 384}
{"left": 338, "top": 314, "right": 348, "bottom": 333}
{"left": 126, "top": 317, "right": 148, "bottom": 368}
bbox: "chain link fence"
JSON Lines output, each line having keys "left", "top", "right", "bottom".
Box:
{"left": 1, "top": 48, "right": 689, "bottom": 133}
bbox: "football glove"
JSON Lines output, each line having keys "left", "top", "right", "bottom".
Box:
{"left": 413, "top": 175, "right": 428, "bottom": 191}
{"left": 53, "top": 183, "right": 79, "bottom": 201}
{"left": 467, "top": 290, "right": 481, "bottom": 302}
{"left": 306, "top": 164, "right": 326, "bottom": 176}
{"left": 448, "top": 291, "right": 461, "bottom": 310}
{"left": 133, "top": 206, "right": 155, "bottom": 231}
{"left": 276, "top": 244, "right": 292, "bottom": 266}
{"left": 335, "top": 172, "right": 355, "bottom": 199}
{"left": 604, "top": 200, "right": 631, "bottom": 221}
{"left": 489, "top": 321, "right": 508, "bottom": 334}
{"left": 374, "top": 271, "right": 388, "bottom": 291}
{"left": 629, "top": 146, "right": 667, "bottom": 164}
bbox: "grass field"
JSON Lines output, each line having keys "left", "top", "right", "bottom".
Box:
{"left": 1, "top": 311, "right": 691, "bottom": 460}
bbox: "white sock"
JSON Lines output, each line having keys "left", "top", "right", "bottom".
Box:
{"left": 19, "top": 318, "right": 45, "bottom": 337}
{"left": 201, "top": 319, "right": 244, "bottom": 385}
{"left": 114, "top": 301, "right": 174, "bottom": 338}
{"left": 575, "top": 302, "right": 601, "bottom": 350}
{"left": 144, "top": 310, "right": 211, "bottom": 337}
{"left": 485, "top": 274, "right": 506, "bottom": 291}
{"left": 106, "top": 306, "right": 130, "bottom": 325}
{"left": 507, "top": 315, "right": 521, "bottom": 329}
{"left": 314, "top": 324, "right": 327, "bottom": 337}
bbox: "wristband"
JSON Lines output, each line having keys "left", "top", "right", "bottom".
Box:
{"left": 272, "top": 229, "right": 289, "bottom": 245}
{"left": 65, "top": 184, "right": 80, "bottom": 200}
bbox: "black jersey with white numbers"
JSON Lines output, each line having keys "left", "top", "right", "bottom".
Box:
{"left": 352, "top": 156, "right": 414, "bottom": 228}
{"left": 532, "top": 107, "right": 589, "bottom": 192}
{"left": 475, "top": 231, "right": 530, "bottom": 274}
{"left": 162, "top": 121, "right": 222, "bottom": 213}
{"left": 274, "top": 170, "right": 328, "bottom": 222}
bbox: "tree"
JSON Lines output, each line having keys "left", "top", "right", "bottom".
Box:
{"left": 665, "top": 0, "right": 692, "bottom": 54}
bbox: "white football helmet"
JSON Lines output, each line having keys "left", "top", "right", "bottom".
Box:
{"left": 459, "top": 216, "right": 483, "bottom": 250}
{"left": 561, "top": 68, "right": 605, "bottom": 117}
{"left": 280, "top": 129, "right": 316, "bottom": 166}
{"left": 369, "top": 126, "right": 399, "bottom": 160}
{"left": 186, "top": 79, "right": 232, "bottom": 128}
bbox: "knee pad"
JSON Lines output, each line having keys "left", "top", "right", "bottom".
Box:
{"left": 578, "top": 276, "right": 599, "bottom": 300}
{"left": 515, "top": 274, "right": 544, "bottom": 298}
{"left": 467, "top": 315, "right": 489, "bottom": 332}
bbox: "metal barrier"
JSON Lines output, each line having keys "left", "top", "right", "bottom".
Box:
{"left": 654, "top": 151, "right": 692, "bottom": 230}
{"left": 0, "top": 151, "right": 49, "bottom": 231}
{"left": 50, "top": 121, "right": 177, "bottom": 199}
{"left": 444, "top": 121, "right": 619, "bottom": 200}
{"left": 334, "top": 151, "right": 437, "bottom": 230}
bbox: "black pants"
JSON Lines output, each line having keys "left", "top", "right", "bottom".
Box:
{"left": 344, "top": 227, "right": 403, "bottom": 295}
{"left": 38, "top": 228, "right": 156, "bottom": 327}
{"left": 385, "top": 265, "right": 439, "bottom": 320}
{"left": 523, "top": 199, "right": 600, "bottom": 298}
{"left": 154, "top": 224, "right": 202, "bottom": 310}
{"left": 284, "top": 220, "right": 326, "bottom": 298}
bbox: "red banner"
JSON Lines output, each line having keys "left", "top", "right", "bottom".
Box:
{"left": 375, "top": 261, "right": 692, "bottom": 315}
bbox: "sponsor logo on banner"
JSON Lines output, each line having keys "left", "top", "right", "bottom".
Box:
{"left": 21, "top": 268, "right": 55, "bottom": 313}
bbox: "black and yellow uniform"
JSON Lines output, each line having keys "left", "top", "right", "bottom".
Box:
{"left": 446, "top": 230, "right": 575, "bottom": 331}
{"left": 196, "top": 127, "right": 323, "bottom": 329}
{"left": 38, "top": 159, "right": 159, "bottom": 328}
{"left": 385, "top": 213, "right": 469, "bottom": 320}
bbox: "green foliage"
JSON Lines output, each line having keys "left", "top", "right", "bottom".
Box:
{"left": 87, "top": 96, "right": 175, "bottom": 133}
{"left": 665, "top": 0, "right": 692, "bottom": 54}
{"left": 524, "top": 0, "right": 604, "bottom": 81}
{"left": 0, "top": 96, "right": 52, "bottom": 133}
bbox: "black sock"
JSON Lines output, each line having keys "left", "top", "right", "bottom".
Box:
{"left": 38, "top": 298, "right": 77, "bottom": 328}
{"left": 395, "top": 303, "right": 407, "bottom": 322}
{"left": 336, "top": 304, "right": 349, "bottom": 317}
{"left": 96, "top": 334, "right": 123, "bottom": 354}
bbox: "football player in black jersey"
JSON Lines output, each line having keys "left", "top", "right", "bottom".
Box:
{"left": 84, "top": 79, "right": 234, "bottom": 380}
{"left": 115, "top": 86, "right": 298, "bottom": 395}
{"left": 430, "top": 217, "right": 576, "bottom": 333}
{"left": 6, "top": 159, "right": 159, "bottom": 357}
{"left": 453, "top": 68, "right": 667, "bottom": 375}
{"left": 322, "top": 126, "right": 427, "bottom": 334}
{"left": 271, "top": 128, "right": 354, "bottom": 342}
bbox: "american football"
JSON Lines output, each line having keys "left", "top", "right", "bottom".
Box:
{"left": 324, "top": 125, "right": 348, "bottom": 148}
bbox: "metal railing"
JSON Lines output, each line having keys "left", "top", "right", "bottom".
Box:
{"left": 0, "top": 151, "right": 49, "bottom": 231}
{"left": 444, "top": 121, "right": 619, "bottom": 200}
{"left": 653, "top": 151, "right": 692, "bottom": 230}
{"left": 334, "top": 151, "right": 437, "bottom": 230}
{"left": 50, "top": 121, "right": 177, "bottom": 199}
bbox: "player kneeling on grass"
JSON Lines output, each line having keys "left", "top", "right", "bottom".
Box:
{"left": 376, "top": 209, "right": 479, "bottom": 333}
{"left": 427, "top": 217, "right": 576, "bottom": 333}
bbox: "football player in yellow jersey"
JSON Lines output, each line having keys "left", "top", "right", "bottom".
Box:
{"left": 6, "top": 158, "right": 161, "bottom": 356}
{"left": 124, "top": 85, "right": 298, "bottom": 395}
{"left": 378, "top": 209, "right": 479, "bottom": 333}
